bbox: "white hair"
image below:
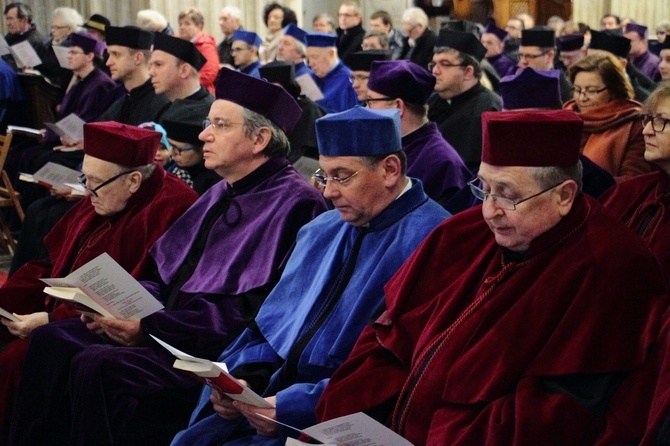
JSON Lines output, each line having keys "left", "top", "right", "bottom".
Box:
{"left": 137, "top": 9, "right": 168, "bottom": 32}
{"left": 52, "top": 7, "right": 83, "bottom": 31}
{"left": 401, "top": 7, "right": 428, "bottom": 28}
{"left": 220, "top": 6, "right": 242, "bottom": 21}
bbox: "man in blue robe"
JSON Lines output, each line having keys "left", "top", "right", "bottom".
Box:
{"left": 305, "top": 32, "right": 358, "bottom": 113}
{"left": 232, "top": 30, "right": 262, "bottom": 78}
{"left": 364, "top": 59, "right": 471, "bottom": 205}
{"left": 9, "top": 69, "right": 327, "bottom": 446}
{"left": 171, "top": 106, "right": 449, "bottom": 446}
{"left": 277, "top": 24, "right": 311, "bottom": 78}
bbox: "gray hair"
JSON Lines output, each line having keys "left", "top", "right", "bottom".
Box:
{"left": 527, "top": 162, "right": 583, "bottom": 192}
{"left": 52, "top": 7, "right": 83, "bottom": 32}
{"left": 241, "top": 108, "right": 290, "bottom": 158}
{"left": 137, "top": 9, "right": 168, "bottom": 32}
{"left": 221, "top": 6, "right": 242, "bottom": 21}
{"left": 401, "top": 7, "right": 428, "bottom": 28}
{"left": 114, "top": 163, "right": 157, "bottom": 181}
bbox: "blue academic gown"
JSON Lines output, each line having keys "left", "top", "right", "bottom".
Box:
{"left": 294, "top": 61, "right": 311, "bottom": 77}
{"left": 239, "top": 60, "right": 262, "bottom": 78}
{"left": 172, "top": 180, "right": 449, "bottom": 446}
{"left": 313, "top": 60, "right": 358, "bottom": 113}
{"left": 9, "top": 159, "right": 327, "bottom": 446}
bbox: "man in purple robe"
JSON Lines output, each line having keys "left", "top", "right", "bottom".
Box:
{"left": 365, "top": 59, "right": 471, "bottom": 204}
{"left": 9, "top": 69, "right": 328, "bottom": 446}
{"left": 625, "top": 23, "right": 662, "bottom": 82}
{"left": 481, "top": 23, "right": 516, "bottom": 78}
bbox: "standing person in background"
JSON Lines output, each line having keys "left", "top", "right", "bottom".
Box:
{"left": 3, "top": 2, "right": 44, "bottom": 70}
{"left": 178, "top": 8, "right": 220, "bottom": 95}
{"left": 399, "top": 7, "right": 436, "bottom": 71}
{"left": 369, "top": 10, "right": 403, "bottom": 59}
{"left": 312, "top": 13, "right": 335, "bottom": 34}
{"left": 336, "top": 1, "right": 366, "bottom": 62}
{"left": 259, "top": 3, "right": 297, "bottom": 64}
{"left": 137, "top": 9, "right": 174, "bottom": 35}
{"left": 217, "top": 6, "right": 243, "bottom": 68}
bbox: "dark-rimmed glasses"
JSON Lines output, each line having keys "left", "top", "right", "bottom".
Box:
{"left": 517, "top": 51, "right": 550, "bottom": 62}
{"left": 572, "top": 87, "right": 608, "bottom": 98}
{"left": 312, "top": 168, "right": 362, "bottom": 187}
{"left": 468, "top": 180, "right": 565, "bottom": 211}
{"left": 170, "top": 144, "right": 196, "bottom": 155}
{"left": 77, "top": 170, "right": 136, "bottom": 198}
{"left": 641, "top": 113, "right": 670, "bottom": 132}
{"left": 363, "top": 97, "right": 394, "bottom": 107}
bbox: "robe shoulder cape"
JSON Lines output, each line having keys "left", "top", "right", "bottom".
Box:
{"left": 313, "top": 61, "right": 358, "bottom": 113}
{"left": 173, "top": 180, "right": 449, "bottom": 446}
{"left": 317, "top": 194, "right": 668, "bottom": 445}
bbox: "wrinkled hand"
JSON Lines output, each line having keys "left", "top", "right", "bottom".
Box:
{"left": 234, "top": 396, "right": 278, "bottom": 437}
{"left": 93, "top": 315, "right": 142, "bottom": 346}
{"left": 50, "top": 186, "right": 84, "bottom": 202}
{"left": 81, "top": 313, "right": 106, "bottom": 336}
{"left": 1, "top": 311, "right": 49, "bottom": 338}
{"left": 211, "top": 389, "right": 242, "bottom": 420}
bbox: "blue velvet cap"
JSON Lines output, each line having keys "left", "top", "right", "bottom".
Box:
{"left": 283, "top": 24, "right": 307, "bottom": 43}
{"left": 367, "top": 60, "right": 436, "bottom": 105}
{"left": 625, "top": 23, "right": 648, "bottom": 39}
{"left": 233, "top": 30, "right": 262, "bottom": 48}
{"left": 499, "top": 68, "right": 562, "bottom": 110}
{"left": 305, "top": 32, "right": 337, "bottom": 48}
{"left": 68, "top": 32, "right": 104, "bottom": 56}
{"left": 483, "top": 23, "right": 507, "bottom": 42}
{"left": 316, "top": 106, "right": 401, "bottom": 156}
{"left": 215, "top": 68, "right": 302, "bottom": 135}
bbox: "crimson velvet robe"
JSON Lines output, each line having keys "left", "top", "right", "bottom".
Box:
{"left": 317, "top": 194, "right": 668, "bottom": 445}
{"left": 600, "top": 170, "right": 670, "bottom": 283}
{"left": 9, "top": 158, "right": 327, "bottom": 446}
{"left": 0, "top": 167, "right": 198, "bottom": 444}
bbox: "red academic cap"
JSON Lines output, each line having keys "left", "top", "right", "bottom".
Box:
{"left": 481, "top": 110, "right": 583, "bottom": 167}
{"left": 84, "top": 122, "right": 160, "bottom": 167}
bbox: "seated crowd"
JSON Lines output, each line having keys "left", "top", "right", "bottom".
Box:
{"left": 0, "top": 2, "right": 669, "bottom": 445}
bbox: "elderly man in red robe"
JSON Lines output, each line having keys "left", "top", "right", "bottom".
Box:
{"left": 316, "top": 110, "right": 669, "bottom": 445}
{"left": 0, "top": 122, "right": 198, "bottom": 445}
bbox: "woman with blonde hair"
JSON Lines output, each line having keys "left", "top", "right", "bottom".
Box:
{"left": 563, "top": 52, "right": 651, "bottom": 179}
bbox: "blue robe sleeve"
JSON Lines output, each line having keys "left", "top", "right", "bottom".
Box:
{"left": 276, "top": 379, "right": 330, "bottom": 431}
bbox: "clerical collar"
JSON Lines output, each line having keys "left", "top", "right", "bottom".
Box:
{"left": 228, "top": 157, "right": 288, "bottom": 195}
{"left": 395, "top": 178, "right": 412, "bottom": 201}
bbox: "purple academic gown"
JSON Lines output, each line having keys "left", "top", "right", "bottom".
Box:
{"left": 632, "top": 50, "right": 661, "bottom": 82}
{"left": 487, "top": 53, "right": 517, "bottom": 78}
{"left": 9, "top": 158, "right": 327, "bottom": 446}
{"left": 313, "top": 61, "right": 358, "bottom": 113}
{"left": 402, "top": 122, "right": 472, "bottom": 204}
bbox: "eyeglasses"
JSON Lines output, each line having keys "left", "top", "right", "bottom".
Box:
{"left": 363, "top": 97, "right": 393, "bottom": 107}
{"left": 641, "top": 113, "right": 670, "bottom": 132}
{"left": 427, "top": 60, "right": 466, "bottom": 71}
{"left": 517, "top": 51, "right": 549, "bottom": 62}
{"left": 77, "top": 170, "right": 136, "bottom": 198}
{"left": 349, "top": 74, "right": 369, "bottom": 83}
{"left": 338, "top": 13, "right": 357, "bottom": 18}
{"left": 170, "top": 144, "right": 196, "bottom": 155}
{"left": 468, "top": 179, "right": 565, "bottom": 211}
{"left": 202, "top": 119, "right": 244, "bottom": 132}
{"left": 312, "top": 168, "right": 362, "bottom": 187}
{"left": 572, "top": 86, "right": 608, "bottom": 98}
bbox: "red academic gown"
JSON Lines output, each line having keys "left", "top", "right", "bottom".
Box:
{"left": 0, "top": 167, "right": 198, "bottom": 443}
{"left": 316, "top": 194, "right": 668, "bottom": 445}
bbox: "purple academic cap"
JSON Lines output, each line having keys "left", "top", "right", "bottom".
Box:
{"left": 68, "top": 32, "right": 104, "bottom": 56}
{"left": 233, "top": 30, "right": 262, "bottom": 48}
{"left": 499, "top": 68, "right": 562, "bottom": 110}
{"left": 215, "top": 68, "right": 302, "bottom": 135}
{"left": 367, "top": 60, "right": 436, "bottom": 105}
{"left": 483, "top": 23, "right": 508, "bottom": 42}
{"left": 316, "top": 106, "right": 401, "bottom": 156}
{"left": 625, "top": 23, "right": 648, "bottom": 39}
